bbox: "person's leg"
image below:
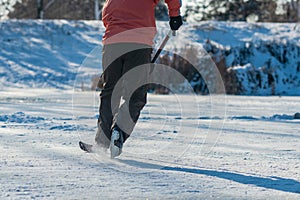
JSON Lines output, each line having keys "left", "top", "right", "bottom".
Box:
{"left": 113, "top": 45, "right": 152, "bottom": 142}
{"left": 95, "top": 44, "right": 123, "bottom": 148}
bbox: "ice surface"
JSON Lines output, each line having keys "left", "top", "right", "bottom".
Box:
{"left": 0, "top": 89, "right": 299, "bottom": 199}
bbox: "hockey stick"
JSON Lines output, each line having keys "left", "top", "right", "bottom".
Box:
{"left": 151, "top": 30, "right": 176, "bottom": 63}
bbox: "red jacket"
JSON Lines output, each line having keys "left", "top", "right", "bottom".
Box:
{"left": 102, "top": 0, "right": 181, "bottom": 45}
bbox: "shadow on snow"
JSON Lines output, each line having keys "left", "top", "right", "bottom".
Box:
{"left": 119, "top": 159, "right": 300, "bottom": 194}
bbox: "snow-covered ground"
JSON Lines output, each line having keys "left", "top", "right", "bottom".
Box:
{"left": 0, "top": 89, "right": 299, "bottom": 199}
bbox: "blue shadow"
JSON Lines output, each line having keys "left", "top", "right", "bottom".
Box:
{"left": 119, "top": 159, "right": 300, "bottom": 194}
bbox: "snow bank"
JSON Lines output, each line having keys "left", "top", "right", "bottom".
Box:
{"left": 0, "top": 20, "right": 103, "bottom": 89}
{"left": 188, "top": 22, "right": 300, "bottom": 95}
{"left": 0, "top": 20, "right": 299, "bottom": 95}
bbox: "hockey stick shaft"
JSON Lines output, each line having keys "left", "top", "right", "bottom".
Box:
{"left": 151, "top": 30, "right": 176, "bottom": 63}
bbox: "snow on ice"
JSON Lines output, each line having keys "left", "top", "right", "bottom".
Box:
{"left": 0, "top": 89, "right": 299, "bottom": 199}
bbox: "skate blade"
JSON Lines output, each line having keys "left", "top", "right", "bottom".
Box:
{"left": 79, "top": 141, "right": 93, "bottom": 153}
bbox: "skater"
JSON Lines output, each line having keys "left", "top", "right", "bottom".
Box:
{"left": 80, "top": 0, "right": 182, "bottom": 158}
